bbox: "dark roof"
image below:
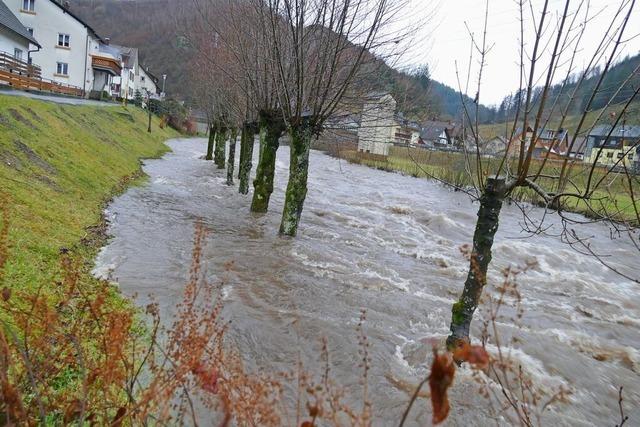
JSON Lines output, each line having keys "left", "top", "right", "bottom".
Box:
{"left": 569, "top": 136, "right": 586, "bottom": 155}
{"left": 48, "top": 0, "right": 104, "bottom": 42}
{"left": 589, "top": 124, "right": 640, "bottom": 138}
{"left": 537, "top": 128, "right": 569, "bottom": 141}
{"left": 111, "top": 44, "right": 138, "bottom": 68}
{"left": 0, "top": 1, "right": 40, "bottom": 47}
{"left": 142, "top": 67, "right": 159, "bottom": 84}
{"left": 420, "top": 121, "right": 450, "bottom": 140}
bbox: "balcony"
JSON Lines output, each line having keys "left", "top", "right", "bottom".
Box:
{"left": 0, "top": 51, "right": 82, "bottom": 97}
{"left": 92, "top": 55, "right": 122, "bottom": 76}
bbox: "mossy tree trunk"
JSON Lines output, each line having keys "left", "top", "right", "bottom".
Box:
{"left": 205, "top": 124, "right": 217, "bottom": 161}
{"left": 447, "top": 178, "right": 506, "bottom": 349}
{"left": 279, "top": 123, "right": 313, "bottom": 236}
{"left": 238, "top": 122, "right": 256, "bottom": 195}
{"left": 214, "top": 125, "right": 227, "bottom": 169}
{"left": 251, "top": 111, "right": 284, "bottom": 212}
{"left": 226, "top": 128, "right": 238, "bottom": 186}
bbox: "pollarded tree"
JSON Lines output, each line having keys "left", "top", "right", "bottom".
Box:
{"left": 255, "top": 0, "right": 414, "bottom": 236}
{"left": 190, "top": 0, "right": 289, "bottom": 209}
{"left": 443, "top": 0, "right": 640, "bottom": 349}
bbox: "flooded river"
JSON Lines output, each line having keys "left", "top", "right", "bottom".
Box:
{"left": 95, "top": 138, "right": 639, "bottom": 426}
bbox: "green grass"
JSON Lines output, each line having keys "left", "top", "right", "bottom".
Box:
{"left": 340, "top": 145, "right": 640, "bottom": 223}
{"left": 0, "top": 94, "right": 179, "bottom": 294}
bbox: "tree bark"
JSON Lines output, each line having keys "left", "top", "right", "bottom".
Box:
{"left": 214, "top": 125, "right": 227, "bottom": 169}
{"left": 226, "top": 128, "right": 237, "bottom": 186}
{"left": 205, "top": 124, "right": 217, "bottom": 161}
{"left": 238, "top": 123, "right": 255, "bottom": 195}
{"left": 251, "top": 112, "right": 284, "bottom": 213}
{"left": 279, "top": 123, "right": 313, "bottom": 236}
{"left": 447, "top": 178, "right": 506, "bottom": 349}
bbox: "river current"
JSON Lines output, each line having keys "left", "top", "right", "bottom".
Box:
{"left": 94, "top": 138, "right": 639, "bottom": 426}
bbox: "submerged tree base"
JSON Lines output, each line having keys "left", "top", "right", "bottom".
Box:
{"left": 251, "top": 111, "right": 284, "bottom": 213}
{"left": 447, "top": 177, "right": 506, "bottom": 349}
{"left": 238, "top": 123, "right": 256, "bottom": 195}
{"left": 279, "top": 123, "right": 313, "bottom": 237}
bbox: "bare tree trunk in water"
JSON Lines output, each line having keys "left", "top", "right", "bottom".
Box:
{"left": 214, "top": 125, "right": 227, "bottom": 169}
{"left": 205, "top": 124, "right": 217, "bottom": 161}
{"left": 279, "top": 123, "right": 313, "bottom": 236}
{"left": 251, "top": 111, "right": 283, "bottom": 213}
{"left": 447, "top": 178, "right": 506, "bottom": 349}
{"left": 226, "top": 128, "right": 237, "bottom": 186}
{"left": 238, "top": 123, "right": 256, "bottom": 195}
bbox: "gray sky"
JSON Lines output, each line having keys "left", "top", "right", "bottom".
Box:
{"left": 403, "top": 0, "right": 640, "bottom": 106}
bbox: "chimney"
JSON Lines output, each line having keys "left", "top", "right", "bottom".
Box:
{"left": 104, "top": 37, "right": 110, "bottom": 45}
{"left": 63, "top": 1, "right": 71, "bottom": 9}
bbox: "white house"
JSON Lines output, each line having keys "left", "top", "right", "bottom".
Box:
{"left": 357, "top": 92, "right": 397, "bottom": 156}
{"left": 0, "top": 0, "right": 40, "bottom": 63}
{"left": 110, "top": 44, "right": 137, "bottom": 99}
{"left": 5, "top": 0, "right": 121, "bottom": 97}
{"left": 137, "top": 65, "right": 160, "bottom": 99}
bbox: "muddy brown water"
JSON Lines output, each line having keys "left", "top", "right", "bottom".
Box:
{"left": 94, "top": 138, "right": 639, "bottom": 426}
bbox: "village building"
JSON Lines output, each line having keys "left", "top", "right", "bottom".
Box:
{"left": 357, "top": 92, "right": 398, "bottom": 156}
{"left": 504, "top": 126, "right": 571, "bottom": 159}
{"left": 110, "top": 44, "right": 138, "bottom": 99}
{"left": 0, "top": 0, "right": 40, "bottom": 62}
{"left": 584, "top": 124, "right": 640, "bottom": 168}
{"left": 4, "top": 0, "right": 123, "bottom": 97}
{"left": 533, "top": 128, "right": 569, "bottom": 159}
{"left": 137, "top": 65, "right": 160, "bottom": 99}
{"left": 568, "top": 136, "right": 586, "bottom": 160}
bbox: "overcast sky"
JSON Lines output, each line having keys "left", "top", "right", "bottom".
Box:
{"left": 402, "top": 0, "right": 640, "bottom": 106}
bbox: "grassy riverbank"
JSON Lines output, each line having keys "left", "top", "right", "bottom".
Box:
{"left": 338, "top": 145, "right": 639, "bottom": 223}
{"left": 0, "top": 94, "right": 179, "bottom": 421}
{"left": 0, "top": 94, "right": 178, "bottom": 293}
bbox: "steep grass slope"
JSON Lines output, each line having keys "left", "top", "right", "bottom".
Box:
{"left": 0, "top": 94, "right": 179, "bottom": 293}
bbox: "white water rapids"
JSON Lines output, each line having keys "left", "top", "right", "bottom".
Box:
{"left": 94, "top": 138, "right": 639, "bottom": 426}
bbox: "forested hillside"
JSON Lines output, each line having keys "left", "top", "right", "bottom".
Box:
{"left": 72, "top": 0, "right": 493, "bottom": 122}
{"left": 484, "top": 53, "right": 640, "bottom": 124}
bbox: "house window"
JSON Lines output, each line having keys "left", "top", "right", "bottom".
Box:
{"left": 606, "top": 152, "right": 614, "bottom": 158}
{"left": 22, "top": 0, "right": 35, "bottom": 11}
{"left": 141, "top": 76, "right": 145, "bottom": 82}
{"left": 13, "top": 49, "right": 23, "bottom": 62}
{"left": 57, "top": 34, "right": 70, "bottom": 48}
{"left": 617, "top": 152, "right": 624, "bottom": 159}
{"left": 56, "top": 62, "right": 69, "bottom": 76}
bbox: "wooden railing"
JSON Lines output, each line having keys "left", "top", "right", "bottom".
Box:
{"left": 0, "top": 52, "right": 41, "bottom": 78}
{"left": 0, "top": 51, "right": 82, "bottom": 97}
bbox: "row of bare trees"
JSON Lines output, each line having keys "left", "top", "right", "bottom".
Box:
{"left": 182, "top": 0, "right": 411, "bottom": 236}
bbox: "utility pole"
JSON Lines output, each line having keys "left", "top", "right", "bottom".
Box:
{"left": 162, "top": 74, "right": 167, "bottom": 98}
{"left": 147, "top": 90, "right": 152, "bottom": 133}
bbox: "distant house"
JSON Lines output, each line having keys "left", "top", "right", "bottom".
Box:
{"left": 419, "top": 121, "right": 449, "bottom": 147}
{"left": 568, "top": 136, "right": 586, "bottom": 160}
{"left": 532, "top": 128, "right": 569, "bottom": 159}
{"left": 585, "top": 124, "right": 640, "bottom": 168}
{"left": 91, "top": 39, "right": 122, "bottom": 96}
{"left": 137, "top": 66, "right": 160, "bottom": 99}
{"left": 5, "top": 0, "right": 122, "bottom": 97}
{"left": 111, "top": 44, "right": 138, "bottom": 99}
{"left": 357, "top": 92, "right": 398, "bottom": 156}
{"left": 393, "top": 113, "right": 421, "bottom": 146}
{"left": 0, "top": 0, "right": 40, "bottom": 62}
